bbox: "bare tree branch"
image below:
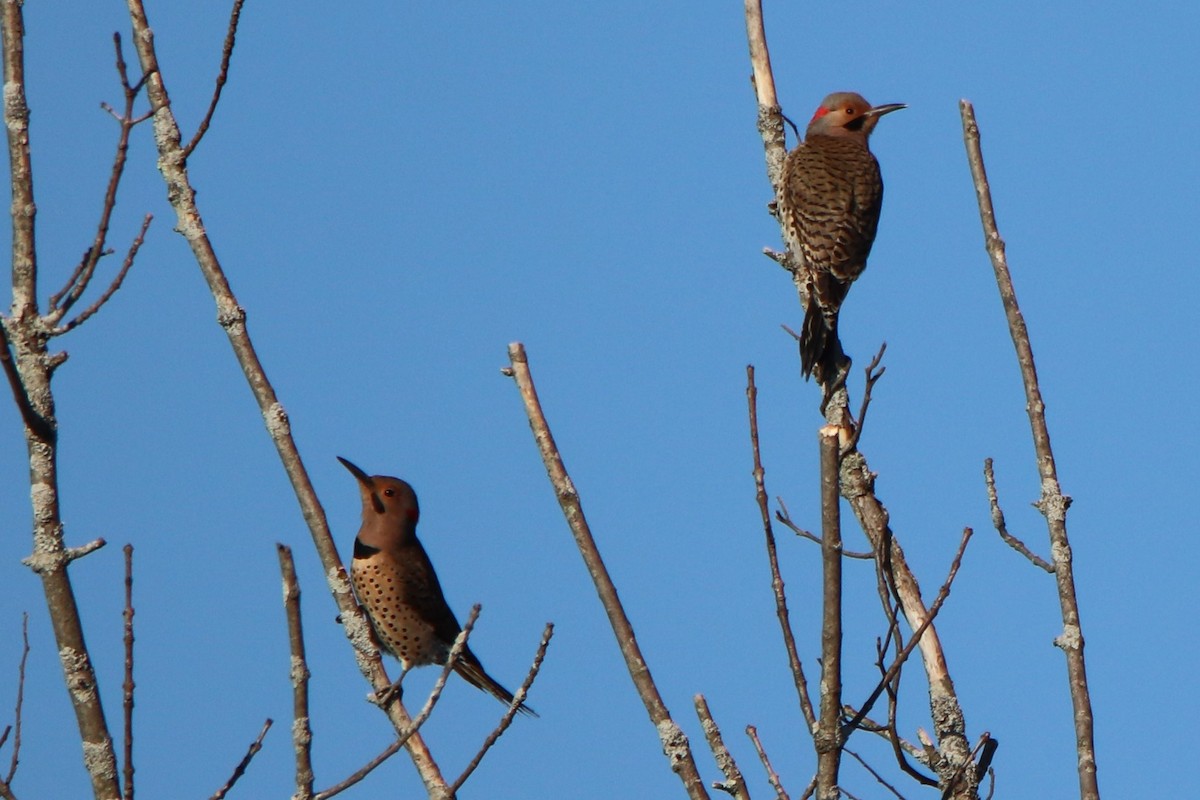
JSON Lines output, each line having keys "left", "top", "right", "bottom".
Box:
{"left": 2, "top": 3, "right": 123, "bottom": 795}
{"left": 503, "top": 342, "right": 711, "bottom": 800}
{"left": 56, "top": 214, "right": 151, "bottom": 334}
{"left": 844, "top": 747, "right": 907, "bottom": 800}
{"left": 47, "top": 32, "right": 150, "bottom": 325}
{"left": 315, "top": 608, "right": 481, "bottom": 800}
{"left": 449, "top": 622, "right": 554, "bottom": 794}
{"left": 741, "top": 7, "right": 976, "bottom": 784}
{"left": 742, "top": 0, "right": 784, "bottom": 187}
{"left": 181, "top": 0, "right": 245, "bottom": 158}
{"left": 842, "top": 528, "right": 974, "bottom": 744}
{"left": 208, "top": 718, "right": 272, "bottom": 800}
{"left": 746, "top": 366, "right": 816, "bottom": 730}
{"left": 276, "top": 544, "right": 313, "bottom": 800}
{"left": 815, "top": 429, "right": 843, "bottom": 799}
{"left": 121, "top": 3, "right": 451, "bottom": 792}
{"left": 940, "top": 733, "right": 997, "bottom": 800}
{"left": 775, "top": 499, "right": 872, "bottom": 560}
{"left": 0, "top": 614, "right": 29, "bottom": 793}
{"left": 746, "top": 725, "right": 790, "bottom": 800}
{"left": 693, "top": 695, "right": 749, "bottom": 800}
{"left": 842, "top": 343, "right": 887, "bottom": 455}
{"left": 0, "top": 323, "right": 48, "bottom": 450}
{"left": 122, "top": 546, "right": 135, "bottom": 800}
{"left": 983, "top": 459, "right": 1053, "bottom": 572}
{"left": 961, "top": 98, "right": 1098, "bottom": 800}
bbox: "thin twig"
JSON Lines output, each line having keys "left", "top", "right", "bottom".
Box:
{"left": 983, "top": 459, "right": 1053, "bottom": 572}
{"left": 22, "top": 538, "right": 108, "bottom": 574}
{"left": 122, "top": 546, "right": 135, "bottom": 800}
{"left": 775, "top": 499, "right": 873, "bottom": 559}
{"left": 839, "top": 708, "right": 929, "bottom": 763}
{"left": 842, "top": 343, "right": 887, "bottom": 455}
{"left": 693, "top": 695, "right": 749, "bottom": 800}
{"left": 746, "top": 726, "right": 790, "bottom": 800}
{"left": 49, "top": 33, "right": 149, "bottom": 324}
{"left": 504, "top": 342, "right": 710, "bottom": 800}
{"left": 844, "top": 747, "right": 907, "bottom": 799}
{"left": 208, "top": 718, "right": 272, "bottom": 800}
{"left": 57, "top": 215, "right": 152, "bottom": 334}
{"left": 961, "top": 99, "right": 1096, "bottom": 800}
{"left": 449, "top": 622, "right": 554, "bottom": 794}
{"left": 277, "top": 544, "right": 312, "bottom": 800}
{"left": 841, "top": 529, "right": 974, "bottom": 741}
{"left": 747, "top": 366, "right": 816, "bottom": 730}
{"left": 2, "top": 615, "right": 28, "bottom": 787}
{"left": 182, "top": 0, "right": 245, "bottom": 158}
{"left": 315, "top": 609, "right": 482, "bottom": 800}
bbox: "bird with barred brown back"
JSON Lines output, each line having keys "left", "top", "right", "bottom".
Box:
{"left": 338, "top": 456, "right": 536, "bottom": 716}
{"left": 777, "top": 92, "right": 905, "bottom": 381}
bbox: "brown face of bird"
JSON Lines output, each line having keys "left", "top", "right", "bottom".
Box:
{"left": 337, "top": 456, "right": 420, "bottom": 527}
{"left": 806, "top": 92, "right": 905, "bottom": 139}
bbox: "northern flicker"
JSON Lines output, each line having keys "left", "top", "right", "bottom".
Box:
{"left": 777, "top": 92, "right": 905, "bottom": 380}
{"left": 338, "top": 456, "right": 535, "bottom": 716}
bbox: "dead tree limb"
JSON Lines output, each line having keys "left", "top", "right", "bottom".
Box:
{"left": 120, "top": 2, "right": 452, "bottom": 793}
{"left": 504, "top": 342, "right": 711, "bottom": 800}
{"left": 960, "top": 99, "right": 1099, "bottom": 800}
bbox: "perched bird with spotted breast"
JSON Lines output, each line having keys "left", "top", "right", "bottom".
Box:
{"left": 338, "top": 456, "right": 535, "bottom": 716}
{"left": 777, "top": 91, "right": 905, "bottom": 380}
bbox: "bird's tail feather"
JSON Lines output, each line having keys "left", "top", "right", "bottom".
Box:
{"left": 455, "top": 650, "right": 538, "bottom": 717}
{"left": 800, "top": 302, "right": 831, "bottom": 380}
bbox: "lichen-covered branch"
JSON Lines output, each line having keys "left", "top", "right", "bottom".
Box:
{"left": 740, "top": 2, "right": 976, "bottom": 792}
{"left": 121, "top": 2, "right": 451, "bottom": 794}
{"left": 2, "top": 4, "right": 121, "bottom": 797}
{"left": 277, "top": 545, "right": 313, "bottom": 800}
{"left": 693, "top": 695, "right": 749, "bottom": 800}
{"left": 504, "top": 342, "right": 711, "bottom": 800}
{"left": 960, "top": 99, "right": 1099, "bottom": 800}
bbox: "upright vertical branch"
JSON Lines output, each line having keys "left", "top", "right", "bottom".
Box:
{"left": 121, "top": 3, "right": 450, "bottom": 796}
{"left": 277, "top": 545, "right": 313, "bottom": 800}
{"left": 960, "top": 99, "right": 1099, "bottom": 800}
{"left": 694, "top": 695, "right": 749, "bottom": 800}
{"left": 746, "top": 366, "right": 816, "bottom": 730}
{"left": 743, "top": 0, "right": 785, "bottom": 187}
{"left": 3, "top": 0, "right": 35, "bottom": 315}
{"left": 741, "top": 3, "right": 975, "bottom": 790}
{"left": 122, "top": 546, "right": 135, "bottom": 800}
{"left": 504, "top": 342, "right": 711, "bottom": 800}
{"left": 2, "top": 4, "right": 122, "bottom": 798}
{"left": 814, "top": 430, "right": 843, "bottom": 799}
{"left": 0, "top": 614, "right": 29, "bottom": 798}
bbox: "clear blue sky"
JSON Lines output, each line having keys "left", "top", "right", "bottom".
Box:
{"left": 1, "top": 1, "right": 1195, "bottom": 798}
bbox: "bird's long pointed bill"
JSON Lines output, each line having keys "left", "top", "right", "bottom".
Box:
{"left": 865, "top": 102, "right": 906, "bottom": 119}
{"left": 337, "top": 456, "right": 371, "bottom": 485}
{"left": 338, "top": 456, "right": 385, "bottom": 513}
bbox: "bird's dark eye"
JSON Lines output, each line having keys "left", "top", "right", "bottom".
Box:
{"left": 846, "top": 107, "right": 855, "bottom": 115}
{"left": 384, "top": 488, "right": 395, "bottom": 497}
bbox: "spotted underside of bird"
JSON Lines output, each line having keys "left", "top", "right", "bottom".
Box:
{"left": 338, "top": 456, "right": 536, "bottom": 717}
{"left": 776, "top": 91, "right": 905, "bottom": 380}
